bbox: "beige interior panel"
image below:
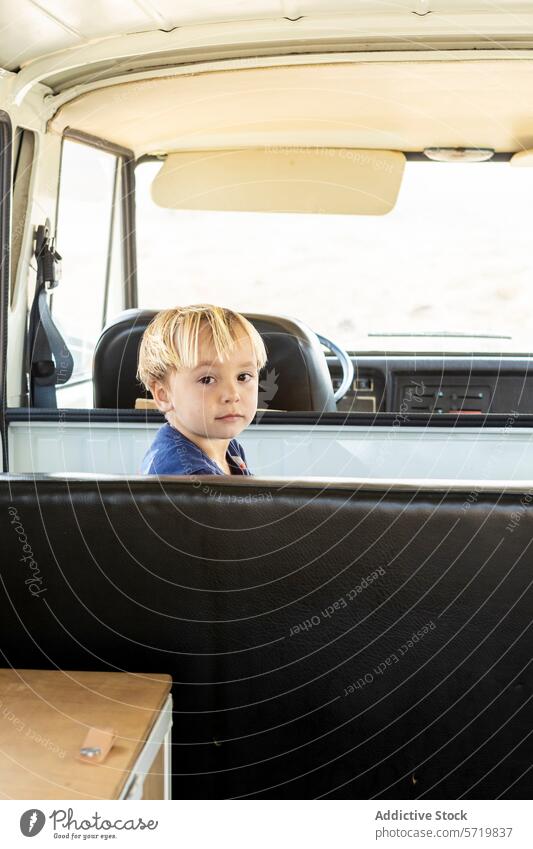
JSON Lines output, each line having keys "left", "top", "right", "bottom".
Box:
{"left": 50, "top": 59, "right": 533, "bottom": 155}
{"left": 6, "top": 1, "right": 533, "bottom": 73}
{"left": 510, "top": 148, "right": 533, "bottom": 165}
{"left": 151, "top": 148, "right": 405, "bottom": 214}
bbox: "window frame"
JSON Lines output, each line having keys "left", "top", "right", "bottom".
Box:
{"left": 0, "top": 110, "right": 12, "bottom": 471}
{"left": 10, "top": 127, "right": 36, "bottom": 308}
{"left": 59, "top": 129, "right": 137, "bottom": 308}
{"left": 51, "top": 130, "right": 137, "bottom": 394}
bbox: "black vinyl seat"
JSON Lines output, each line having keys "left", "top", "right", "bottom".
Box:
{"left": 93, "top": 309, "right": 336, "bottom": 412}
{"left": 1, "top": 474, "right": 532, "bottom": 799}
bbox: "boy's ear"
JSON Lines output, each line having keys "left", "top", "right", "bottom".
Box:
{"left": 150, "top": 379, "right": 173, "bottom": 414}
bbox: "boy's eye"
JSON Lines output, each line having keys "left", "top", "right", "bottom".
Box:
{"left": 238, "top": 372, "right": 255, "bottom": 382}
{"left": 198, "top": 376, "right": 215, "bottom": 385}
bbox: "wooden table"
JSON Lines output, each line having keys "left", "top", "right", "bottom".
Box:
{"left": 0, "top": 669, "right": 172, "bottom": 799}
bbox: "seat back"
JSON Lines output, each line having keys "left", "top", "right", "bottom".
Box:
{"left": 93, "top": 309, "right": 336, "bottom": 412}
{"left": 1, "top": 474, "right": 531, "bottom": 799}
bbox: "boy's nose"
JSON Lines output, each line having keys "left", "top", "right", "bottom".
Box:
{"left": 221, "top": 381, "right": 240, "bottom": 401}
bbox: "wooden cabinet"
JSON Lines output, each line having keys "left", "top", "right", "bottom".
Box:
{"left": 0, "top": 669, "right": 172, "bottom": 799}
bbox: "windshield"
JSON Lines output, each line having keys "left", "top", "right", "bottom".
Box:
{"left": 136, "top": 159, "right": 533, "bottom": 355}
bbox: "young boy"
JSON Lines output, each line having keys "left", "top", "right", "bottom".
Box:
{"left": 138, "top": 304, "right": 267, "bottom": 476}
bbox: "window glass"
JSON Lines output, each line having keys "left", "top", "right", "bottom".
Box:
{"left": 53, "top": 139, "right": 118, "bottom": 382}
{"left": 136, "top": 159, "right": 533, "bottom": 355}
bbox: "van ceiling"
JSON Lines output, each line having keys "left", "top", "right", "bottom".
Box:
{"left": 3, "top": 0, "right": 533, "bottom": 72}
{"left": 50, "top": 59, "right": 533, "bottom": 156}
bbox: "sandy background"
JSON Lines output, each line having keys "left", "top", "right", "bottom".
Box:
{"left": 135, "top": 159, "right": 533, "bottom": 355}
{"left": 54, "top": 148, "right": 533, "bottom": 364}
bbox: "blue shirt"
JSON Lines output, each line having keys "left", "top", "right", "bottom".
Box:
{"left": 141, "top": 423, "right": 252, "bottom": 476}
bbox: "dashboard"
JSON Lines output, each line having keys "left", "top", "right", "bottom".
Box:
{"left": 327, "top": 354, "right": 533, "bottom": 416}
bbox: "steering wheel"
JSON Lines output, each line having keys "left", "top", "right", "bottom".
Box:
{"left": 315, "top": 333, "right": 355, "bottom": 402}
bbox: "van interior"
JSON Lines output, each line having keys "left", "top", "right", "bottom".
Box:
{"left": 1, "top": 0, "right": 532, "bottom": 800}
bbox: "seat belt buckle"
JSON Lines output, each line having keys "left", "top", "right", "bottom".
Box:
{"left": 42, "top": 248, "right": 62, "bottom": 291}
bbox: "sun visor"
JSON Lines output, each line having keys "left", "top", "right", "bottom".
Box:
{"left": 151, "top": 149, "right": 405, "bottom": 215}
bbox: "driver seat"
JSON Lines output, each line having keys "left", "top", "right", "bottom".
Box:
{"left": 93, "top": 309, "right": 336, "bottom": 412}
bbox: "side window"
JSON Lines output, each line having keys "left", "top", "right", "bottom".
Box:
{"left": 10, "top": 127, "right": 35, "bottom": 305}
{"left": 53, "top": 137, "right": 126, "bottom": 403}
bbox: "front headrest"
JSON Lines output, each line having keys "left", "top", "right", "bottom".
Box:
{"left": 93, "top": 309, "right": 336, "bottom": 412}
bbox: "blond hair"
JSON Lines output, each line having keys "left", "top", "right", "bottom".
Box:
{"left": 137, "top": 304, "right": 267, "bottom": 389}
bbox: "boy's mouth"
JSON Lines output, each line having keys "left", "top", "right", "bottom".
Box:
{"left": 216, "top": 413, "right": 244, "bottom": 422}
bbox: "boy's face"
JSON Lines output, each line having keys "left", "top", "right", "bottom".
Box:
{"left": 151, "top": 326, "right": 259, "bottom": 442}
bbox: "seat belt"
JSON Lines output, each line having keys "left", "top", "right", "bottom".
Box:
{"left": 28, "top": 221, "right": 74, "bottom": 408}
